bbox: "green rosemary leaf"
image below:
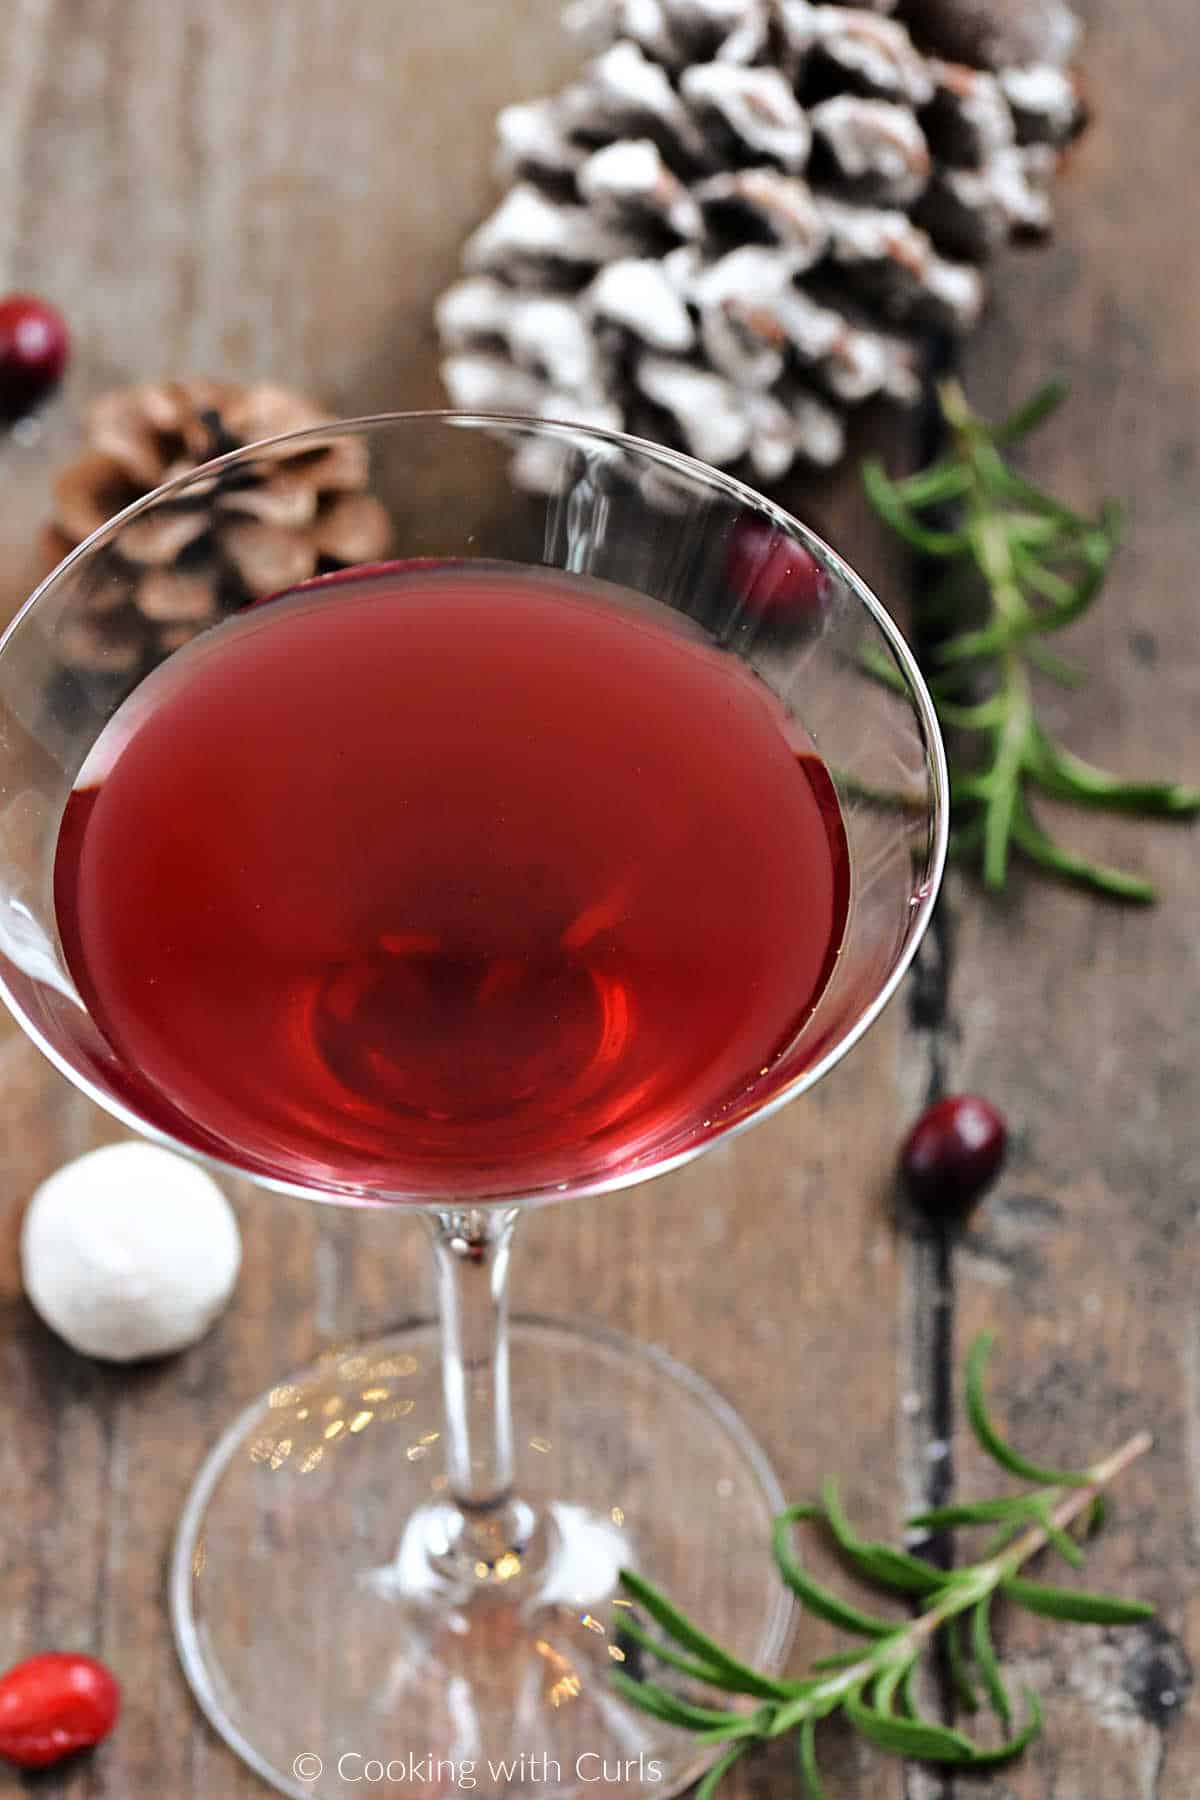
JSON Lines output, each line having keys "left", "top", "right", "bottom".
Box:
{"left": 696, "top": 1741, "right": 750, "bottom": 1800}
{"left": 862, "top": 461, "right": 970, "bottom": 556}
{"left": 975, "top": 449, "right": 1089, "bottom": 530}
{"left": 946, "top": 1616, "right": 981, "bottom": 1713}
{"left": 618, "top": 1569, "right": 795, "bottom": 1700}
{"left": 1025, "top": 638, "right": 1089, "bottom": 687}
{"left": 765, "top": 1685, "right": 845, "bottom": 1740}
{"left": 970, "top": 1593, "right": 1012, "bottom": 1730}
{"left": 1029, "top": 725, "right": 1200, "bottom": 817}
{"left": 908, "top": 1497, "right": 1038, "bottom": 1530}
{"left": 608, "top": 1668, "right": 769, "bottom": 1735}
{"left": 772, "top": 1506, "right": 897, "bottom": 1637}
{"left": 890, "top": 461, "right": 975, "bottom": 508}
{"left": 1029, "top": 1495, "right": 1087, "bottom": 1570}
{"left": 1002, "top": 1576, "right": 1156, "bottom": 1626}
{"left": 821, "top": 1478, "right": 943, "bottom": 1595}
{"left": 873, "top": 1660, "right": 918, "bottom": 1736}
{"left": 932, "top": 622, "right": 1016, "bottom": 665}
{"left": 615, "top": 1612, "right": 794, "bottom": 1700}
{"left": 967, "top": 1334, "right": 1092, "bottom": 1487}
{"left": 797, "top": 1717, "right": 827, "bottom": 1800}
{"left": 1007, "top": 511, "right": 1072, "bottom": 551}
{"left": 811, "top": 1650, "right": 870, "bottom": 1674}
{"left": 1008, "top": 794, "right": 1158, "bottom": 903}
{"left": 981, "top": 1519, "right": 1029, "bottom": 1560}
{"left": 691, "top": 1724, "right": 762, "bottom": 1745}
{"left": 949, "top": 771, "right": 993, "bottom": 803}
{"left": 1031, "top": 556, "right": 1115, "bottom": 637}
{"left": 993, "top": 377, "right": 1070, "bottom": 441}
{"left": 898, "top": 1662, "right": 921, "bottom": 1720}
{"left": 1011, "top": 547, "right": 1078, "bottom": 605}
{"left": 983, "top": 726, "right": 1023, "bottom": 890}
{"left": 968, "top": 1689, "right": 1045, "bottom": 1766}
{"left": 1086, "top": 1495, "right": 1110, "bottom": 1537}
{"left": 1082, "top": 513, "right": 1124, "bottom": 558}
{"left": 844, "top": 1686, "right": 981, "bottom": 1763}
{"left": 934, "top": 696, "right": 1006, "bottom": 731}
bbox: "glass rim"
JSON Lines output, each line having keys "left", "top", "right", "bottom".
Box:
{"left": 0, "top": 407, "right": 950, "bottom": 1210}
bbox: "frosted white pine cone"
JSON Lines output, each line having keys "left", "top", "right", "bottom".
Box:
{"left": 438, "top": 0, "right": 1083, "bottom": 485}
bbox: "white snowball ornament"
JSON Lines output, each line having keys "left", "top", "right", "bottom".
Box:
{"left": 20, "top": 1142, "right": 241, "bottom": 1362}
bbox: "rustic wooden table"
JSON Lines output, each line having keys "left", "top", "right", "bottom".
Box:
{"left": 1, "top": 2, "right": 1196, "bottom": 1796}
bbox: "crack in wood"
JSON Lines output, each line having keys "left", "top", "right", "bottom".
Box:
{"left": 903, "top": 913, "right": 961, "bottom": 1800}
{"left": 903, "top": 339, "right": 961, "bottom": 1800}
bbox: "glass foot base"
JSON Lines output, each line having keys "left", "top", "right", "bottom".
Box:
{"left": 171, "top": 1317, "right": 792, "bottom": 1799}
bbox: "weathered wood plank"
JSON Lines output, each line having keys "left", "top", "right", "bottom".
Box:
{"left": 937, "top": 0, "right": 1200, "bottom": 1795}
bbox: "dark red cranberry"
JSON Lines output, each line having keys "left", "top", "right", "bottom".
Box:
{"left": 725, "top": 518, "right": 830, "bottom": 626}
{"left": 901, "top": 1094, "right": 1007, "bottom": 1217}
{"left": 0, "top": 294, "right": 71, "bottom": 423}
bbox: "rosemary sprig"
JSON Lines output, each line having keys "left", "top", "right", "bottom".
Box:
{"left": 863, "top": 379, "right": 1200, "bottom": 902}
{"left": 612, "top": 1335, "right": 1154, "bottom": 1797}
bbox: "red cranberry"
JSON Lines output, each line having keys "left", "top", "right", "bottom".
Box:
{"left": 0, "top": 1652, "right": 120, "bottom": 1770}
{"left": 901, "top": 1094, "right": 1007, "bottom": 1217}
{"left": 725, "top": 518, "right": 830, "bottom": 626}
{"left": 0, "top": 294, "right": 71, "bottom": 423}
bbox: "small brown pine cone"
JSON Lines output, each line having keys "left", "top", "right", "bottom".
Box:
{"left": 46, "top": 378, "right": 392, "bottom": 680}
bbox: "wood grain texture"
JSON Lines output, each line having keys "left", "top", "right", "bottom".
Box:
{"left": 0, "top": 0, "right": 1195, "bottom": 1797}
{"left": 930, "top": 2, "right": 1200, "bottom": 1795}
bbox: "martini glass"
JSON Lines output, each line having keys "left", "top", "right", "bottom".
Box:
{"left": 0, "top": 414, "right": 946, "bottom": 1800}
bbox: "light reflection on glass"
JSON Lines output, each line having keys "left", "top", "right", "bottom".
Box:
{"left": 536, "top": 1640, "right": 583, "bottom": 1709}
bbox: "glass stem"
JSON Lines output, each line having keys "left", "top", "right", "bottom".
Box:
{"left": 424, "top": 1207, "right": 535, "bottom": 1573}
